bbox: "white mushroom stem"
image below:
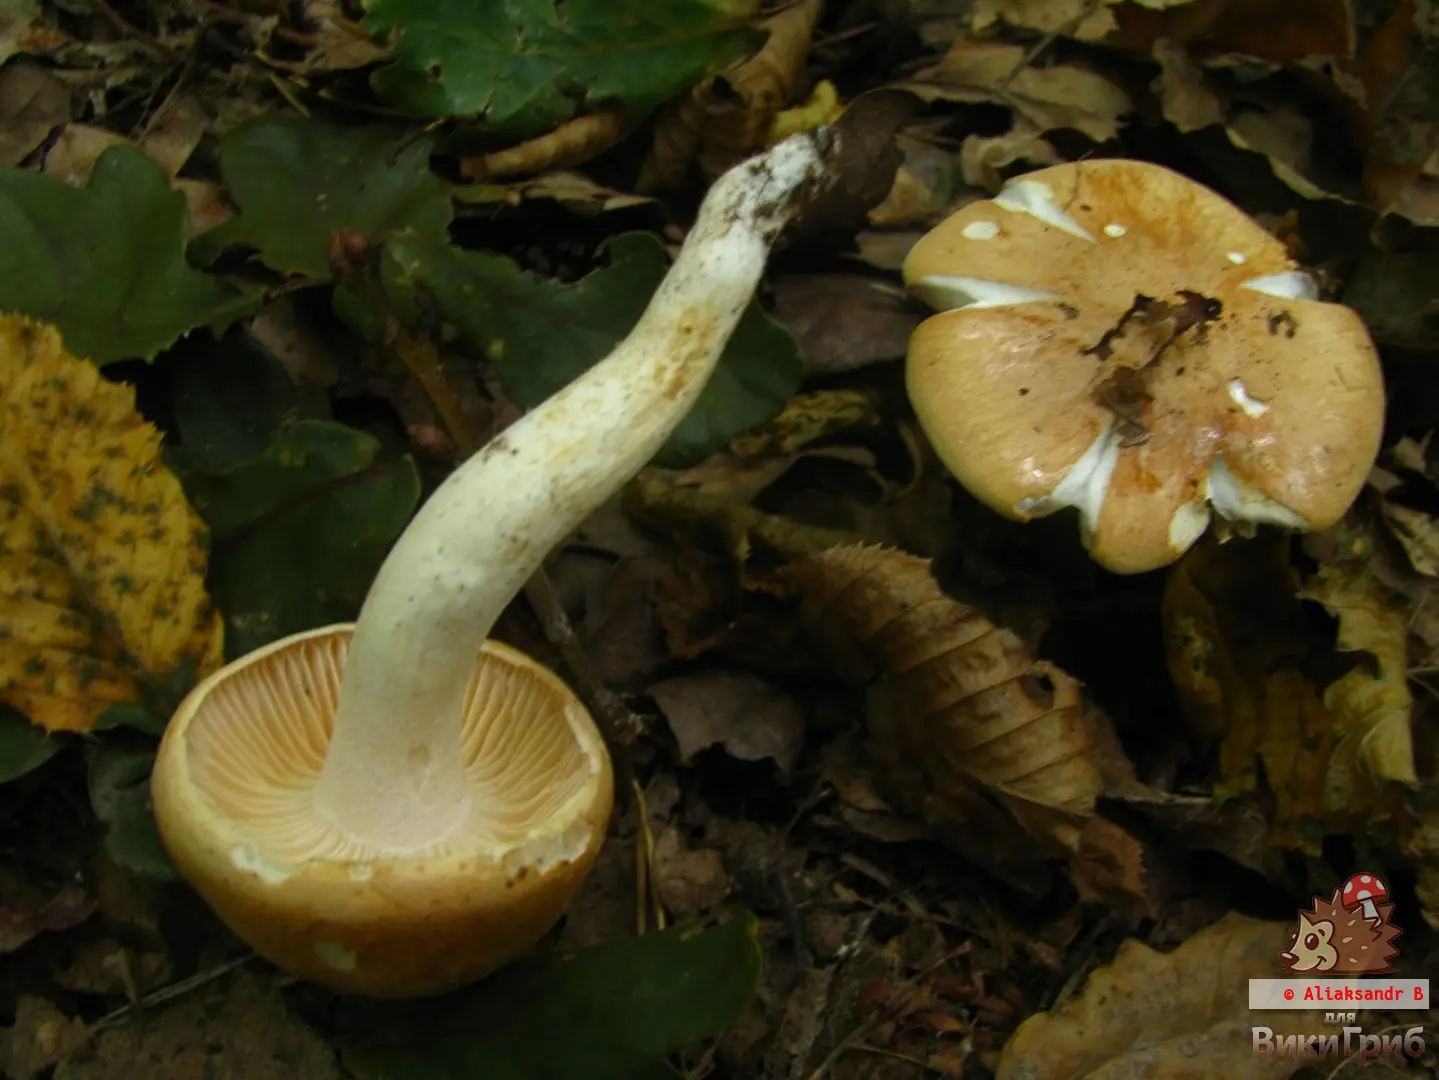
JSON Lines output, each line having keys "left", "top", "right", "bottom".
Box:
{"left": 310, "top": 131, "right": 835, "bottom": 854}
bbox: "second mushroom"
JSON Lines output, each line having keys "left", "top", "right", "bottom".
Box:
{"left": 903, "top": 160, "right": 1386, "bottom": 574}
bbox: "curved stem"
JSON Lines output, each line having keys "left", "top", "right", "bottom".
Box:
{"left": 312, "top": 131, "right": 835, "bottom": 853}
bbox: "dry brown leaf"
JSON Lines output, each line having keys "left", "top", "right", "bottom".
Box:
{"left": 0, "top": 61, "right": 69, "bottom": 167}
{"left": 901, "top": 39, "right": 1134, "bottom": 143}
{"left": 289, "top": 0, "right": 389, "bottom": 72}
{"left": 1164, "top": 530, "right": 1414, "bottom": 852}
{"left": 637, "top": 0, "right": 824, "bottom": 190}
{"left": 970, "top": 0, "right": 1124, "bottom": 43}
{"left": 996, "top": 913, "right": 1322, "bottom": 1080}
{"left": 771, "top": 277, "right": 921, "bottom": 377}
{"left": 1151, "top": 36, "right": 1226, "bottom": 132}
{"left": 958, "top": 120, "right": 1061, "bottom": 191}
{"left": 458, "top": 107, "right": 632, "bottom": 180}
{"left": 785, "top": 545, "right": 1137, "bottom": 880}
{"left": 1301, "top": 540, "right": 1418, "bottom": 793}
{"left": 39, "top": 121, "right": 231, "bottom": 238}
{"left": 1378, "top": 499, "right": 1439, "bottom": 577}
{"left": 648, "top": 669, "right": 806, "bottom": 773}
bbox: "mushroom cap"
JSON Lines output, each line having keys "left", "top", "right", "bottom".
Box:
{"left": 903, "top": 159, "right": 1385, "bottom": 574}
{"left": 1341, "top": 872, "right": 1388, "bottom": 909}
{"left": 150, "top": 626, "right": 614, "bottom": 998}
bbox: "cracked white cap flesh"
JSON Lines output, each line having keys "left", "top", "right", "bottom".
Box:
{"left": 902, "top": 159, "right": 1385, "bottom": 574}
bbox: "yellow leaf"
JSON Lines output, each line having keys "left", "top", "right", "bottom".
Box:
{"left": 1163, "top": 530, "right": 1415, "bottom": 851}
{"left": 997, "top": 912, "right": 1324, "bottom": 1080}
{"left": 0, "top": 315, "right": 223, "bottom": 732}
{"left": 1163, "top": 534, "right": 1338, "bottom": 851}
{"left": 1301, "top": 544, "right": 1418, "bottom": 792}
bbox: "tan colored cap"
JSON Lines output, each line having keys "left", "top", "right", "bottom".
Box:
{"left": 902, "top": 159, "right": 1385, "bottom": 574}
{"left": 150, "top": 626, "right": 613, "bottom": 997}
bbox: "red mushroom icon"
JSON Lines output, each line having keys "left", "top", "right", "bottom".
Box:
{"left": 1341, "top": 872, "right": 1389, "bottom": 922}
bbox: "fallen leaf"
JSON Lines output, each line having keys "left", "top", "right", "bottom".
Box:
{"left": 958, "top": 119, "right": 1060, "bottom": 191}
{"left": 364, "top": 0, "right": 762, "bottom": 132}
{"left": 1163, "top": 531, "right": 1414, "bottom": 851}
{"left": 0, "top": 0, "right": 65, "bottom": 67}
{"left": 901, "top": 39, "right": 1135, "bottom": 144}
{"left": 0, "top": 704, "right": 59, "bottom": 781}
{"left": 971, "top": 0, "right": 1122, "bottom": 43}
{"left": 1151, "top": 36, "right": 1226, "bottom": 132}
{"left": 346, "top": 915, "right": 763, "bottom": 1080}
{"left": 0, "top": 61, "right": 68, "bottom": 167}
{"left": 997, "top": 913, "right": 1322, "bottom": 1080}
{"left": 771, "top": 275, "right": 922, "bottom": 377}
{"left": 0, "top": 147, "right": 256, "bottom": 364}
{"left": 0, "top": 997, "right": 88, "bottom": 1080}
{"left": 1301, "top": 535, "right": 1418, "bottom": 792}
{"left": 290, "top": 0, "right": 388, "bottom": 72}
{"left": 0, "top": 870, "right": 93, "bottom": 955}
{"left": 56, "top": 967, "right": 344, "bottom": 1080}
{"left": 1377, "top": 499, "right": 1439, "bottom": 576}
{"left": 649, "top": 669, "right": 806, "bottom": 774}
{"left": 385, "top": 230, "right": 804, "bottom": 469}
{"left": 172, "top": 420, "right": 421, "bottom": 658}
{"left": 194, "top": 114, "right": 454, "bottom": 278}
{"left": 453, "top": 171, "right": 655, "bottom": 215}
{"left": 786, "top": 545, "right": 1131, "bottom": 880}
{"left": 651, "top": 827, "right": 730, "bottom": 918}
{"left": 0, "top": 316, "right": 225, "bottom": 733}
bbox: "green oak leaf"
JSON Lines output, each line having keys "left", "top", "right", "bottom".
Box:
{"left": 384, "top": 231, "right": 803, "bottom": 467}
{"left": 363, "top": 0, "right": 764, "bottom": 132}
{"left": 346, "top": 915, "right": 763, "bottom": 1080}
{"left": 172, "top": 421, "right": 421, "bottom": 658}
{"left": 0, "top": 146, "right": 257, "bottom": 365}
{"left": 194, "top": 115, "right": 454, "bottom": 279}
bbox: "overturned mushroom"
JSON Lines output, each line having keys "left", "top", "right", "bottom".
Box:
{"left": 903, "top": 160, "right": 1385, "bottom": 574}
{"left": 150, "top": 130, "right": 836, "bottom": 997}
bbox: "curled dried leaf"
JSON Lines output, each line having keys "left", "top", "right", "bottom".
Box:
{"left": 784, "top": 544, "right": 1105, "bottom": 859}
{"left": 997, "top": 912, "right": 1322, "bottom": 1080}
{"left": 459, "top": 107, "right": 632, "bottom": 181}
{"left": 638, "top": 0, "right": 825, "bottom": 191}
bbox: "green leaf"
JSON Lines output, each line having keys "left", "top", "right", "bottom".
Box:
{"left": 169, "top": 333, "right": 301, "bottom": 474}
{"left": 0, "top": 704, "right": 62, "bottom": 783}
{"left": 93, "top": 702, "right": 169, "bottom": 737}
{"left": 194, "top": 115, "right": 454, "bottom": 279}
{"left": 173, "top": 420, "right": 421, "bottom": 657}
{"left": 0, "top": 146, "right": 257, "bottom": 365}
{"left": 347, "top": 915, "right": 763, "bottom": 1080}
{"left": 89, "top": 743, "right": 176, "bottom": 880}
{"left": 384, "top": 231, "right": 803, "bottom": 468}
{"left": 364, "top": 0, "right": 764, "bottom": 132}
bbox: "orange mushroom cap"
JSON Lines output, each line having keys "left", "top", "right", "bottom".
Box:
{"left": 903, "top": 159, "right": 1385, "bottom": 574}
{"left": 150, "top": 627, "right": 613, "bottom": 998}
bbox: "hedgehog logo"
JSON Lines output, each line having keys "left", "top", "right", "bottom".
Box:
{"left": 1278, "top": 872, "right": 1402, "bottom": 975}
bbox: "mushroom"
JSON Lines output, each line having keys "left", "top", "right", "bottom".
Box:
{"left": 1340, "top": 871, "right": 1389, "bottom": 922}
{"left": 150, "top": 130, "right": 836, "bottom": 997}
{"left": 902, "top": 160, "right": 1385, "bottom": 574}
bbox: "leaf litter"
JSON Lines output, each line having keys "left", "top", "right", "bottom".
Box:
{"left": 2, "top": 1, "right": 1439, "bottom": 1079}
